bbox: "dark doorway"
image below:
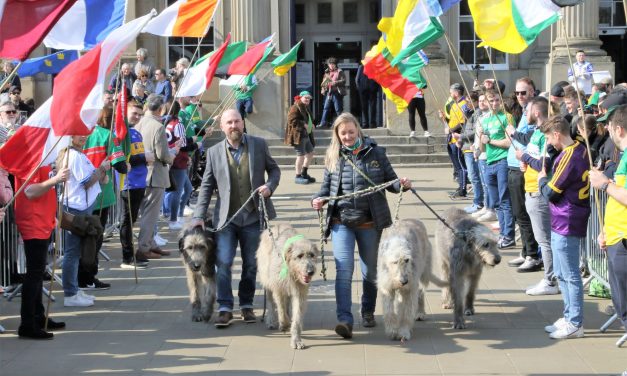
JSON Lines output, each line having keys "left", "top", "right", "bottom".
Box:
{"left": 314, "top": 41, "right": 362, "bottom": 124}
{"left": 600, "top": 32, "right": 626, "bottom": 83}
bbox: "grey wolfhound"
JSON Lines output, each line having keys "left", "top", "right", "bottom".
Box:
{"left": 378, "top": 219, "right": 447, "bottom": 342}
{"left": 257, "top": 224, "right": 319, "bottom": 349}
{"left": 178, "top": 223, "right": 217, "bottom": 322}
{"left": 434, "top": 208, "right": 501, "bottom": 329}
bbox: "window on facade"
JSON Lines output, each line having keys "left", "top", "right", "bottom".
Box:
{"left": 600, "top": 1, "right": 626, "bottom": 27}
{"left": 369, "top": 1, "right": 380, "bottom": 23}
{"left": 166, "top": 0, "right": 214, "bottom": 69}
{"left": 458, "top": 0, "right": 507, "bottom": 69}
{"left": 318, "top": 2, "right": 332, "bottom": 23}
{"left": 343, "top": 2, "right": 358, "bottom": 23}
{"left": 295, "top": 3, "right": 305, "bottom": 24}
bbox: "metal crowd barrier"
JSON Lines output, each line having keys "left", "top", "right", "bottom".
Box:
{"left": 586, "top": 188, "right": 626, "bottom": 347}
{"left": 0, "top": 205, "right": 21, "bottom": 288}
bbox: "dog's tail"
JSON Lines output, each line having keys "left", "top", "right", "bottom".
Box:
{"left": 426, "top": 272, "right": 448, "bottom": 288}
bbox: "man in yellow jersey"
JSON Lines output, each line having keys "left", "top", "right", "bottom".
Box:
{"left": 590, "top": 104, "right": 627, "bottom": 337}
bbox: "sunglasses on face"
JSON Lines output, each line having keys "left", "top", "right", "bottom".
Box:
{"left": 515, "top": 91, "right": 527, "bottom": 96}
{"left": 2, "top": 110, "right": 16, "bottom": 114}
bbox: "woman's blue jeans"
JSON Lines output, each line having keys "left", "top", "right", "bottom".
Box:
{"left": 464, "top": 152, "right": 483, "bottom": 207}
{"left": 62, "top": 204, "right": 93, "bottom": 297}
{"left": 331, "top": 223, "right": 381, "bottom": 325}
{"left": 551, "top": 232, "right": 584, "bottom": 327}
{"left": 164, "top": 168, "right": 192, "bottom": 222}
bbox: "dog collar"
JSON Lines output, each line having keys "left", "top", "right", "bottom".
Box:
{"left": 280, "top": 235, "right": 305, "bottom": 280}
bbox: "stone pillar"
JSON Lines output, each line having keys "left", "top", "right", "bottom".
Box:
{"left": 546, "top": 1, "right": 614, "bottom": 87}
{"left": 231, "top": 0, "right": 271, "bottom": 42}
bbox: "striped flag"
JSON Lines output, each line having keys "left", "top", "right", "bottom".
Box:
{"left": 271, "top": 41, "right": 301, "bottom": 76}
{"left": 143, "top": 0, "right": 219, "bottom": 37}
{"left": 176, "top": 33, "right": 231, "bottom": 98}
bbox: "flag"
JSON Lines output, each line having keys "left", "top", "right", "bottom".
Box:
{"left": 194, "top": 41, "right": 247, "bottom": 67}
{"left": 468, "top": 0, "right": 561, "bottom": 54}
{"left": 249, "top": 43, "right": 275, "bottom": 75}
{"left": 50, "top": 11, "right": 155, "bottom": 137}
{"left": 378, "top": 0, "right": 444, "bottom": 66}
{"left": 363, "top": 44, "right": 428, "bottom": 113}
{"left": 16, "top": 50, "right": 79, "bottom": 77}
{"left": 271, "top": 41, "right": 301, "bottom": 76}
{"left": 43, "top": 0, "right": 127, "bottom": 50}
{"left": 176, "top": 33, "right": 231, "bottom": 98}
{"left": 143, "top": 0, "right": 219, "bottom": 37}
{"left": 227, "top": 36, "right": 273, "bottom": 76}
{"left": 425, "top": 0, "right": 460, "bottom": 16}
{"left": 114, "top": 81, "right": 127, "bottom": 144}
{"left": 0, "top": 98, "right": 69, "bottom": 179}
{"left": 0, "top": 0, "right": 77, "bottom": 60}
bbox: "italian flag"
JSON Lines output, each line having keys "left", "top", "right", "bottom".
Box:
{"left": 271, "top": 40, "right": 302, "bottom": 77}
{"left": 143, "top": 0, "right": 219, "bottom": 37}
{"left": 469, "top": 0, "right": 560, "bottom": 54}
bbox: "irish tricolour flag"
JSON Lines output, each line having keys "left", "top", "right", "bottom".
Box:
{"left": 143, "top": 0, "right": 219, "bottom": 37}
{"left": 469, "top": 0, "right": 561, "bottom": 54}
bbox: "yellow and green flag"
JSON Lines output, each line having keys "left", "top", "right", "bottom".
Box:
{"left": 271, "top": 40, "right": 302, "bottom": 76}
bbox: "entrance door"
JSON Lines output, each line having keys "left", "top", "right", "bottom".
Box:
{"left": 600, "top": 33, "right": 626, "bottom": 83}
{"left": 314, "top": 41, "right": 362, "bottom": 123}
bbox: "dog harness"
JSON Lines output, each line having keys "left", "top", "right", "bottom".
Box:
{"left": 280, "top": 235, "right": 305, "bottom": 280}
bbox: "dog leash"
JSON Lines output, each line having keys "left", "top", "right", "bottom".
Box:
{"left": 408, "top": 188, "right": 465, "bottom": 239}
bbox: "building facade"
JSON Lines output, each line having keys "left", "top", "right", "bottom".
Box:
{"left": 18, "top": 0, "right": 624, "bottom": 136}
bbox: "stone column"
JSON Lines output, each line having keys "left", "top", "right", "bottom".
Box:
{"left": 231, "top": 0, "right": 271, "bottom": 42}
{"left": 546, "top": 1, "right": 614, "bottom": 86}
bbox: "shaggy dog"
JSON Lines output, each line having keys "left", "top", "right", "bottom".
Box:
{"left": 178, "top": 223, "right": 217, "bottom": 322}
{"left": 257, "top": 224, "right": 319, "bottom": 349}
{"left": 434, "top": 208, "right": 501, "bottom": 329}
{"left": 377, "top": 219, "right": 447, "bottom": 342}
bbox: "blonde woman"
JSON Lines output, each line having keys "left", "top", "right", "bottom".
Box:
{"left": 311, "top": 113, "right": 411, "bottom": 339}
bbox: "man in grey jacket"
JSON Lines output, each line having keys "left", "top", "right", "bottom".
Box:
{"left": 191, "top": 109, "right": 281, "bottom": 328}
{"left": 135, "top": 94, "right": 177, "bottom": 259}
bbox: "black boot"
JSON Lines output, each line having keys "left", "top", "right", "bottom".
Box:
{"left": 302, "top": 167, "right": 316, "bottom": 183}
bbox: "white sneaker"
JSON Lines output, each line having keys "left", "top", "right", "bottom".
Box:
{"left": 472, "top": 206, "right": 488, "bottom": 218}
{"left": 526, "top": 279, "right": 560, "bottom": 296}
{"left": 78, "top": 290, "right": 95, "bottom": 302}
{"left": 508, "top": 256, "right": 526, "bottom": 267}
{"left": 424, "top": 131, "right": 431, "bottom": 137}
{"left": 409, "top": 131, "right": 416, "bottom": 137}
{"left": 183, "top": 206, "right": 194, "bottom": 217}
{"left": 154, "top": 234, "right": 167, "bottom": 247}
{"left": 549, "top": 322, "right": 584, "bottom": 339}
{"left": 477, "top": 210, "right": 497, "bottom": 222}
{"left": 544, "top": 317, "right": 566, "bottom": 333}
{"left": 64, "top": 293, "right": 94, "bottom": 307}
{"left": 168, "top": 221, "right": 183, "bottom": 230}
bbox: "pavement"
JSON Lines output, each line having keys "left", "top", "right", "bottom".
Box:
{"left": 1, "top": 166, "right": 626, "bottom": 376}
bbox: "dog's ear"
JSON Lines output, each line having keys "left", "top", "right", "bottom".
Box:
{"left": 178, "top": 237, "right": 185, "bottom": 253}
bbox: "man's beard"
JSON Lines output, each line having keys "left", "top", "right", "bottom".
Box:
{"left": 228, "top": 130, "right": 243, "bottom": 143}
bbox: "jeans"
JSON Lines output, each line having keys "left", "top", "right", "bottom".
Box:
{"left": 464, "top": 153, "right": 483, "bottom": 207}
{"left": 478, "top": 159, "right": 489, "bottom": 208}
{"left": 20, "top": 238, "right": 50, "bottom": 332}
{"left": 236, "top": 98, "right": 253, "bottom": 119}
{"left": 164, "top": 168, "right": 192, "bottom": 222}
{"left": 526, "top": 193, "right": 554, "bottom": 282}
{"left": 331, "top": 223, "right": 381, "bottom": 325}
{"left": 320, "top": 92, "right": 343, "bottom": 127}
{"left": 215, "top": 221, "right": 261, "bottom": 311}
{"left": 78, "top": 206, "right": 108, "bottom": 286}
{"left": 607, "top": 239, "right": 627, "bottom": 329}
{"left": 508, "top": 169, "right": 538, "bottom": 258}
{"left": 551, "top": 232, "right": 584, "bottom": 327}
{"left": 119, "top": 188, "right": 145, "bottom": 262}
{"left": 486, "top": 159, "right": 515, "bottom": 240}
{"left": 63, "top": 204, "right": 93, "bottom": 297}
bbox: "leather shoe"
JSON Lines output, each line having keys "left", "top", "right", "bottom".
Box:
{"left": 18, "top": 327, "right": 54, "bottom": 340}
{"left": 241, "top": 308, "right": 257, "bottom": 323}
{"left": 139, "top": 251, "right": 161, "bottom": 259}
{"left": 39, "top": 318, "right": 66, "bottom": 331}
{"left": 362, "top": 313, "right": 376, "bottom": 328}
{"left": 335, "top": 322, "right": 353, "bottom": 339}
{"left": 215, "top": 311, "right": 233, "bottom": 328}
{"left": 150, "top": 248, "right": 171, "bottom": 256}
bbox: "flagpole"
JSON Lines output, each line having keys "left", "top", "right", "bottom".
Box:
{"left": 483, "top": 46, "right": 517, "bottom": 147}
{"left": 443, "top": 33, "right": 475, "bottom": 111}
{"left": 0, "top": 61, "right": 23, "bottom": 93}
{"left": 421, "top": 67, "right": 453, "bottom": 131}
{"left": 166, "top": 36, "right": 207, "bottom": 117}
{"left": 548, "top": 25, "right": 554, "bottom": 116}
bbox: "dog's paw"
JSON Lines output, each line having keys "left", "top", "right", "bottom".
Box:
{"left": 415, "top": 312, "right": 426, "bottom": 321}
{"left": 191, "top": 313, "right": 204, "bottom": 322}
{"left": 266, "top": 322, "right": 278, "bottom": 330}
{"left": 464, "top": 307, "right": 475, "bottom": 316}
{"left": 291, "top": 339, "right": 306, "bottom": 350}
{"left": 398, "top": 329, "right": 411, "bottom": 342}
{"left": 441, "top": 301, "right": 453, "bottom": 309}
{"left": 279, "top": 322, "right": 290, "bottom": 332}
{"left": 453, "top": 319, "right": 467, "bottom": 329}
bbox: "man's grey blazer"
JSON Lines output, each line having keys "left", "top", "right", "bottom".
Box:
{"left": 193, "top": 135, "right": 281, "bottom": 228}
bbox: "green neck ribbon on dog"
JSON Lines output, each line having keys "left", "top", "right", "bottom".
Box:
{"left": 279, "top": 235, "right": 305, "bottom": 280}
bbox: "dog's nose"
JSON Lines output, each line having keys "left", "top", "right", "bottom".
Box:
{"left": 192, "top": 262, "right": 201, "bottom": 270}
{"left": 400, "top": 279, "right": 408, "bottom": 286}
{"left": 494, "top": 255, "right": 502, "bottom": 265}
{"left": 307, "top": 270, "right": 315, "bottom": 276}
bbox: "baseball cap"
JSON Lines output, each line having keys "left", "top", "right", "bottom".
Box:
{"left": 600, "top": 92, "right": 627, "bottom": 110}
{"left": 550, "top": 84, "right": 565, "bottom": 98}
{"left": 299, "top": 90, "right": 312, "bottom": 98}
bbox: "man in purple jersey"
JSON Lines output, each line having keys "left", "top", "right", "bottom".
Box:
{"left": 538, "top": 116, "right": 591, "bottom": 340}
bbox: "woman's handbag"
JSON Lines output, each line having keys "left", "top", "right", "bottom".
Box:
{"left": 338, "top": 208, "right": 371, "bottom": 227}
{"left": 60, "top": 211, "right": 75, "bottom": 231}
{"left": 166, "top": 169, "right": 177, "bottom": 192}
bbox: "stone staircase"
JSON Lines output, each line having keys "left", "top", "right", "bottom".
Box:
{"left": 206, "top": 127, "right": 451, "bottom": 167}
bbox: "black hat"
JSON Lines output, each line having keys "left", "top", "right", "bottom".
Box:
{"left": 496, "top": 80, "right": 506, "bottom": 94}
{"left": 550, "top": 84, "right": 565, "bottom": 98}
{"left": 597, "top": 93, "right": 627, "bottom": 122}
{"left": 8, "top": 85, "right": 20, "bottom": 94}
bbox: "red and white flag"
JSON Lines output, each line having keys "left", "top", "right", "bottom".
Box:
{"left": 114, "top": 81, "right": 127, "bottom": 144}
{"left": 0, "top": 98, "right": 70, "bottom": 180}
{"left": 50, "top": 10, "right": 155, "bottom": 137}
{"left": 176, "top": 33, "right": 231, "bottom": 98}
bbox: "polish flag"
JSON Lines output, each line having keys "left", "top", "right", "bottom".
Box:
{"left": 0, "top": 98, "right": 70, "bottom": 180}
{"left": 50, "top": 11, "right": 155, "bottom": 137}
{"left": 143, "top": 0, "right": 219, "bottom": 37}
{"left": 176, "top": 33, "right": 231, "bottom": 98}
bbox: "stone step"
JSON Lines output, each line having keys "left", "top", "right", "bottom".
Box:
{"left": 268, "top": 144, "right": 438, "bottom": 156}
{"left": 272, "top": 153, "right": 451, "bottom": 166}
{"left": 263, "top": 135, "right": 448, "bottom": 147}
